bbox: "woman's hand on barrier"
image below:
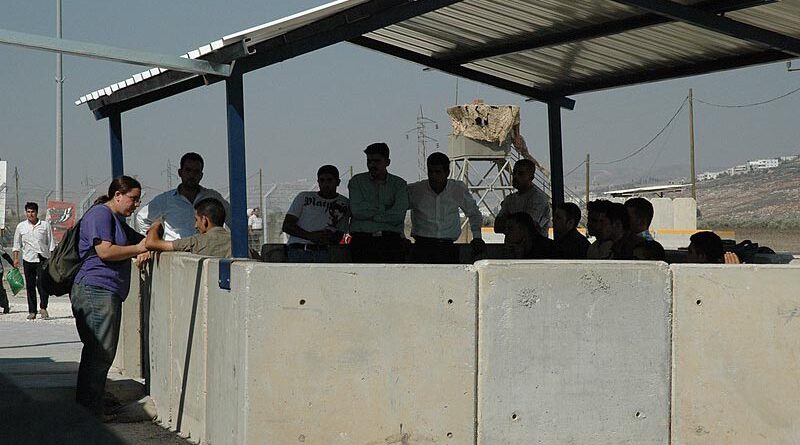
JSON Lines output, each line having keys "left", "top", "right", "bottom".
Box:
{"left": 135, "top": 251, "right": 152, "bottom": 271}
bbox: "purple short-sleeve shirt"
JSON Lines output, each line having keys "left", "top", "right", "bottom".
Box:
{"left": 74, "top": 204, "right": 135, "bottom": 299}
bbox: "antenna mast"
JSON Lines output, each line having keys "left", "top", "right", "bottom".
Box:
{"left": 406, "top": 105, "right": 439, "bottom": 180}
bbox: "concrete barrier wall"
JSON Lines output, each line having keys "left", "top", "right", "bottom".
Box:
{"left": 238, "top": 263, "right": 478, "bottom": 444}
{"left": 129, "top": 254, "right": 800, "bottom": 445}
{"left": 112, "top": 265, "right": 143, "bottom": 379}
{"left": 671, "top": 265, "right": 800, "bottom": 444}
{"left": 475, "top": 260, "right": 672, "bottom": 444}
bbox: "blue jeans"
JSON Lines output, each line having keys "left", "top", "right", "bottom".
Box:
{"left": 287, "top": 247, "right": 330, "bottom": 263}
{"left": 70, "top": 283, "right": 122, "bottom": 416}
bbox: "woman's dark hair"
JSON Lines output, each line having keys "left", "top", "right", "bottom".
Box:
{"left": 94, "top": 176, "right": 142, "bottom": 205}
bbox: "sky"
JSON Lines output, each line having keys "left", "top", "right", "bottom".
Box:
{"left": 1, "top": 0, "right": 799, "bottom": 201}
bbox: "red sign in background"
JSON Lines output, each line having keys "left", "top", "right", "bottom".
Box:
{"left": 47, "top": 201, "right": 77, "bottom": 243}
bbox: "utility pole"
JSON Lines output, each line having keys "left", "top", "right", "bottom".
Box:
{"left": 14, "top": 167, "right": 20, "bottom": 218}
{"left": 406, "top": 106, "right": 438, "bottom": 180}
{"left": 258, "top": 168, "right": 263, "bottom": 212}
{"left": 585, "top": 153, "right": 590, "bottom": 210}
{"left": 55, "top": 0, "right": 64, "bottom": 201}
{"left": 688, "top": 88, "right": 697, "bottom": 199}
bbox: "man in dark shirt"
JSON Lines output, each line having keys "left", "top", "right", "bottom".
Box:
{"left": 553, "top": 202, "right": 590, "bottom": 259}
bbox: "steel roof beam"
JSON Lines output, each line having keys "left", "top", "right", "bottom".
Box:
{"left": 89, "top": 0, "right": 463, "bottom": 119}
{"left": 350, "top": 36, "right": 575, "bottom": 110}
{"left": 610, "top": 0, "right": 800, "bottom": 57}
{"left": 0, "top": 28, "right": 233, "bottom": 77}
{"left": 551, "top": 50, "right": 790, "bottom": 96}
{"left": 442, "top": 0, "right": 774, "bottom": 64}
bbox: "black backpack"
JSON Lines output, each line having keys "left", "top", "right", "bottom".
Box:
{"left": 41, "top": 218, "right": 84, "bottom": 297}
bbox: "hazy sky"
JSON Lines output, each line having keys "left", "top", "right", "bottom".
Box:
{"left": 1, "top": 0, "right": 799, "bottom": 198}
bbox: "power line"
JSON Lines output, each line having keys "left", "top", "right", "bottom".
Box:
{"left": 564, "top": 160, "right": 585, "bottom": 178}
{"left": 595, "top": 97, "right": 688, "bottom": 166}
{"left": 696, "top": 85, "right": 800, "bottom": 108}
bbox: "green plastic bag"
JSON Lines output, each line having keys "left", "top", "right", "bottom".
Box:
{"left": 5, "top": 267, "right": 24, "bottom": 296}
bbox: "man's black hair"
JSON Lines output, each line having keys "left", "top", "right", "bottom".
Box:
{"left": 363, "top": 142, "right": 390, "bottom": 158}
{"left": 625, "top": 197, "right": 654, "bottom": 225}
{"left": 180, "top": 152, "right": 205, "bottom": 169}
{"left": 587, "top": 199, "right": 610, "bottom": 216}
{"left": 513, "top": 159, "right": 536, "bottom": 172}
{"left": 556, "top": 202, "right": 581, "bottom": 227}
{"left": 427, "top": 152, "right": 450, "bottom": 169}
{"left": 689, "top": 231, "right": 724, "bottom": 263}
{"left": 194, "top": 198, "right": 226, "bottom": 227}
{"left": 24, "top": 202, "right": 38, "bottom": 212}
{"left": 317, "top": 165, "right": 340, "bottom": 179}
{"left": 635, "top": 240, "right": 666, "bottom": 261}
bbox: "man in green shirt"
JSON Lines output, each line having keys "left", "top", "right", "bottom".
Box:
{"left": 145, "top": 198, "right": 232, "bottom": 258}
{"left": 348, "top": 142, "right": 409, "bottom": 263}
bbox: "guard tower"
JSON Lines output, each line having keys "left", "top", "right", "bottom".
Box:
{"left": 447, "top": 103, "right": 553, "bottom": 218}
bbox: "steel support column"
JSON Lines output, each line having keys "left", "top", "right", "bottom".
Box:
{"left": 547, "top": 103, "right": 565, "bottom": 211}
{"left": 225, "top": 74, "right": 248, "bottom": 259}
{"left": 109, "top": 113, "right": 123, "bottom": 178}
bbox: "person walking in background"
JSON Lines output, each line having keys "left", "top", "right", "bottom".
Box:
{"left": 135, "top": 152, "right": 231, "bottom": 240}
{"left": 12, "top": 202, "right": 56, "bottom": 320}
{"left": 348, "top": 143, "right": 409, "bottom": 263}
{"left": 0, "top": 244, "right": 14, "bottom": 314}
{"left": 408, "top": 152, "right": 484, "bottom": 263}
{"left": 248, "top": 207, "right": 264, "bottom": 249}
{"left": 71, "top": 176, "right": 146, "bottom": 420}
{"left": 282, "top": 165, "right": 350, "bottom": 263}
{"left": 146, "top": 198, "right": 232, "bottom": 258}
{"left": 494, "top": 159, "right": 551, "bottom": 238}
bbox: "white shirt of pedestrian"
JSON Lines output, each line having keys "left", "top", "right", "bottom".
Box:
{"left": 286, "top": 191, "right": 350, "bottom": 245}
{"left": 248, "top": 213, "right": 263, "bottom": 230}
{"left": 13, "top": 219, "right": 56, "bottom": 262}
{"left": 135, "top": 186, "right": 231, "bottom": 241}
{"left": 408, "top": 179, "right": 483, "bottom": 241}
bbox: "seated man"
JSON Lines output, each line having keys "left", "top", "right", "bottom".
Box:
{"left": 586, "top": 200, "right": 614, "bottom": 260}
{"left": 145, "top": 198, "right": 231, "bottom": 258}
{"left": 625, "top": 197, "right": 655, "bottom": 241}
{"left": 503, "top": 212, "right": 554, "bottom": 259}
{"left": 633, "top": 240, "right": 666, "bottom": 261}
{"left": 686, "top": 231, "right": 740, "bottom": 264}
{"left": 553, "top": 202, "right": 589, "bottom": 259}
{"left": 408, "top": 152, "right": 484, "bottom": 264}
{"left": 494, "top": 159, "right": 551, "bottom": 238}
{"left": 348, "top": 143, "right": 409, "bottom": 263}
{"left": 609, "top": 202, "right": 644, "bottom": 260}
{"left": 282, "top": 165, "right": 350, "bottom": 263}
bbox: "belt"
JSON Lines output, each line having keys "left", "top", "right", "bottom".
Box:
{"left": 413, "top": 236, "right": 455, "bottom": 244}
{"left": 287, "top": 243, "right": 328, "bottom": 251}
{"left": 352, "top": 231, "right": 401, "bottom": 238}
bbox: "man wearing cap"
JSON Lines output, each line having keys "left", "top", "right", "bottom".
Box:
{"left": 348, "top": 142, "right": 409, "bottom": 263}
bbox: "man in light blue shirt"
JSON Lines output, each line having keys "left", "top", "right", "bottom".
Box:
{"left": 348, "top": 142, "right": 409, "bottom": 263}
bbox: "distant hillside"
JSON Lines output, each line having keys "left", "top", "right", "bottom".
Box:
{"left": 693, "top": 159, "right": 800, "bottom": 229}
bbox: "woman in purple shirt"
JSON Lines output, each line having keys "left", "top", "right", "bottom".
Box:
{"left": 71, "top": 176, "right": 146, "bottom": 419}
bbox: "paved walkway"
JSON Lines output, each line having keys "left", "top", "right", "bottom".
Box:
{"left": 0, "top": 285, "right": 189, "bottom": 445}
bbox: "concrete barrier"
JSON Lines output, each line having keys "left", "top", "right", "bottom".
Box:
{"left": 475, "top": 260, "right": 672, "bottom": 444}
{"left": 167, "top": 255, "right": 209, "bottom": 441}
{"left": 112, "top": 266, "right": 143, "bottom": 379}
{"left": 650, "top": 198, "right": 674, "bottom": 230}
{"left": 149, "top": 253, "right": 174, "bottom": 428}
{"left": 236, "top": 263, "right": 478, "bottom": 444}
{"left": 672, "top": 198, "right": 697, "bottom": 230}
{"left": 671, "top": 264, "right": 800, "bottom": 444}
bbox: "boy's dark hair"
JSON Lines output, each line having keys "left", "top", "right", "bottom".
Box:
{"left": 607, "top": 202, "right": 630, "bottom": 231}
{"left": 556, "top": 202, "right": 581, "bottom": 227}
{"left": 513, "top": 159, "right": 536, "bottom": 173}
{"left": 689, "top": 231, "right": 724, "bottom": 263}
{"left": 24, "top": 202, "right": 39, "bottom": 212}
{"left": 194, "top": 198, "right": 226, "bottom": 227}
{"left": 506, "top": 212, "right": 541, "bottom": 239}
{"left": 317, "top": 165, "right": 340, "bottom": 179}
{"left": 625, "top": 197, "right": 654, "bottom": 225}
{"left": 635, "top": 240, "right": 666, "bottom": 261}
{"left": 426, "top": 152, "right": 450, "bottom": 169}
{"left": 180, "top": 152, "right": 205, "bottom": 169}
{"left": 588, "top": 199, "right": 610, "bottom": 217}
{"left": 364, "top": 142, "right": 390, "bottom": 158}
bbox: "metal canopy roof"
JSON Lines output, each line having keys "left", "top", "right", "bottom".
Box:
{"left": 78, "top": 0, "right": 800, "bottom": 118}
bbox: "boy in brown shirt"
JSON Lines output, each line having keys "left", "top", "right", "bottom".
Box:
{"left": 145, "top": 198, "right": 231, "bottom": 258}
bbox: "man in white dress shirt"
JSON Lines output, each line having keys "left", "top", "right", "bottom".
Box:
{"left": 136, "top": 152, "right": 231, "bottom": 241}
{"left": 13, "top": 202, "right": 55, "bottom": 319}
{"left": 408, "top": 152, "right": 485, "bottom": 263}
